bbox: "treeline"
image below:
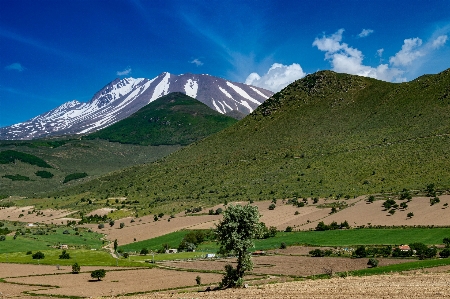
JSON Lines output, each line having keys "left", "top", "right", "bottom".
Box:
{"left": 0, "top": 150, "right": 52, "bottom": 168}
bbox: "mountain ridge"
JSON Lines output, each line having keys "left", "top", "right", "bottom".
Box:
{"left": 0, "top": 73, "right": 272, "bottom": 140}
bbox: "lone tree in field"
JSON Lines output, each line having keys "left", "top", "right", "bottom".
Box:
{"left": 72, "top": 262, "right": 80, "bottom": 274}
{"left": 215, "top": 204, "right": 260, "bottom": 288}
{"left": 91, "top": 269, "right": 106, "bottom": 281}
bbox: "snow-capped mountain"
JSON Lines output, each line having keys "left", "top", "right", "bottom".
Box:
{"left": 0, "top": 73, "right": 273, "bottom": 140}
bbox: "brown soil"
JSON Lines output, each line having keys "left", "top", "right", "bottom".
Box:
{"left": 0, "top": 206, "right": 78, "bottom": 225}
{"left": 102, "top": 273, "right": 450, "bottom": 299}
{"left": 4, "top": 267, "right": 222, "bottom": 298}
{"left": 161, "top": 255, "right": 412, "bottom": 277}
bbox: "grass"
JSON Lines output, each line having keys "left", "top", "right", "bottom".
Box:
{"left": 0, "top": 249, "right": 148, "bottom": 267}
{"left": 0, "top": 227, "right": 104, "bottom": 254}
{"left": 50, "top": 69, "right": 450, "bottom": 214}
{"left": 119, "top": 231, "right": 190, "bottom": 252}
{"left": 345, "top": 257, "right": 450, "bottom": 276}
{"left": 0, "top": 139, "right": 181, "bottom": 198}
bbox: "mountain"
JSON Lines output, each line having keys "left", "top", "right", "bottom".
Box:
{"left": 0, "top": 73, "right": 272, "bottom": 140}
{"left": 84, "top": 92, "right": 238, "bottom": 146}
{"left": 54, "top": 69, "right": 450, "bottom": 212}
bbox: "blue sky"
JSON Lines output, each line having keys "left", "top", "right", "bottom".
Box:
{"left": 1, "top": 0, "right": 450, "bottom": 127}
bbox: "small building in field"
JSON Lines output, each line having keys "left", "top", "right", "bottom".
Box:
{"left": 60, "top": 244, "right": 69, "bottom": 249}
{"left": 399, "top": 245, "right": 411, "bottom": 251}
{"left": 252, "top": 250, "right": 266, "bottom": 256}
{"left": 165, "top": 249, "right": 178, "bottom": 254}
{"left": 206, "top": 253, "right": 216, "bottom": 258}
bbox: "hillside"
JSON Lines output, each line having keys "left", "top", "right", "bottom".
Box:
{"left": 0, "top": 140, "right": 181, "bottom": 197}
{"left": 84, "top": 92, "right": 238, "bottom": 145}
{"left": 50, "top": 69, "right": 450, "bottom": 212}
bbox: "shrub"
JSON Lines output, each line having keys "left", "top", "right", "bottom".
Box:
{"left": 0, "top": 235, "right": 5, "bottom": 241}
{"left": 35, "top": 170, "right": 54, "bottom": 179}
{"left": 280, "top": 242, "right": 287, "bottom": 249}
{"left": 119, "top": 222, "right": 125, "bottom": 229}
{"left": 26, "top": 251, "right": 32, "bottom": 255}
{"left": 98, "top": 223, "right": 104, "bottom": 229}
{"left": 215, "top": 208, "right": 223, "bottom": 215}
{"left": 32, "top": 251, "right": 45, "bottom": 259}
{"left": 140, "top": 248, "right": 149, "bottom": 255}
{"left": 430, "top": 197, "right": 440, "bottom": 206}
{"left": 195, "top": 275, "right": 201, "bottom": 285}
{"left": 309, "top": 249, "right": 325, "bottom": 257}
{"left": 59, "top": 250, "right": 70, "bottom": 259}
{"left": 72, "top": 262, "right": 80, "bottom": 274}
{"left": 439, "top": 248, "right": 450, "bottom": 258}
{"left": 91, "top": 269, "right": 106, "bottom": 281}
{"left": 353, "top": 246, "right": 367, "bottom": 258}
{"left": 268, "top": 203, "right": 276, "bottom": 210}
{"left": 367, "top": 195, "right": 375, "bottom": 203}
{"left": 109, "top": 220, "right": 115, "bottom": 227}
{"left": 367, "top": 258, "right": 379, "bottom": 268}
{"left": 123, "top": 252, "right": 129, "bottom": 258}
{"left": 285, "top": 226, "right": 293, "bottom": 232}
{"left": 407, "top": 212, "right": 414, "bottom": 218}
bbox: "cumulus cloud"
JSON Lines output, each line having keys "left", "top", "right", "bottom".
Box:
{"left": 358, "top": 29, "right": 374, "bottom": 38}
{"left": 313, "top": 29, "right": 404, "bottom": 82}
{"left": 116, "top": 67, "right": 132, "bottom": 76}
{"left": 245, "top": 63, "right": 306, "bottom": 92}
{"left": 5, "top": 62, "right": 25, "bottom": 72}
{"left": 389, "top": 38, "right": 424, "bottom": 67}
{"left": 190, "top": 58, "right": 204, "bottom": 66}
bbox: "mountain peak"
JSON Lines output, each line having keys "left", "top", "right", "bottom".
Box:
{"left": 0, "top": 73, "right": 273, "bottom": 140}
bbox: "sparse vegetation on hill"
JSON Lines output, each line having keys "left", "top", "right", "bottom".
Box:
{"left": 84, "top": 92, "right": 238, "bottom": 146}
{"left": 54, "top": 69, "right": 450, "bottom": 212}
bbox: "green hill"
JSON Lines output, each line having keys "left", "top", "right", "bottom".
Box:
{"left": 50, "top": 69, "right": 450, "bottom": 212}
{"left": 84, "top": 92, "right": 238, "bottom": 145}
{"left": 0, "top": 139, "right": 181, "bottom": 197}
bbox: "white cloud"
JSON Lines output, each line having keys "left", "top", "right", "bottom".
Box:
{"left": 389, "top": 38, "right": 424, "bottom": 67}
{"left": 358, "top": 29, "right": 374, "bottom": 38}
{"left": 376, "top": 48, "right": 384, "bottom": 57}
{"left": 5, "top": 62, "right": 25, "bottom": 72}
{"left": 431, "top": 35, "right": 448, "bottom": 49}
{"left": 116, "top": 67, "right": 132, "bottom": 76}
{"left": 245, "top": 63, "right": 306, "bottom": 92}
{"left": 313, "top": 29, "right": 404, "bottom": 82}
{"left": 190, "top": 58, "right": 204, "bottom": 66}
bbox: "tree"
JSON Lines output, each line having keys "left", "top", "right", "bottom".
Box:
{"left": 109, "top": 220, "right": 115, "bottom": 227}
{"left": 91, "top": 269, "right": 106, "bottom": 281}
{"left": 268, "top": 203, "right": 276, "bottom": 210}
{"left": 140, "top": 248, "right": 149, "bottom": 255}
{"left": 113, "top": 239, "right": 118, "bottom": 252}
{"left": 98, "top": 223, "right": 104, "bottom": 229}
{"left": 367, "top": 195, "right": 375, "bottom": 203}
{"left": 72, "top": 262, "right": 80, "bottom": 274}
{"left": 119, "top": 222, "right": 125, "bottom": 229}
{"left": 443, "top": 237, "right": 450, "bottom": 247}
{"left": 0, "top": 235, "right": 5, "bottom": 241}
{"left": 32, "top": 251, "right": 45, "bottom": 259}
{"left": 407, "top": 212, "right": 414, "bottom": 219}
{"left": 215, "top": 204, "right": 260, "bottom": 288}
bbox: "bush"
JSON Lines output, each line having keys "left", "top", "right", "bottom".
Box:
{"left": 284, "top": 226, "right": 293, "bottom": 232}
{"left": 309, "top": 249, "right": 325, "bottom": 257}
{"left": 268, "top": 203, "right": 276, "bottom": 210}
{"left": 439, "top": 248, "right": 450, "bottom": 258}
{"left": 430, "top": 197, "right": 440, "bottom": 206}
{"left": 59, "top": 250, "right": 70, "bottom": 259}
{"left": 32, "top": 251, "right": 45, "bottom": 259}
{"left": 280, "top": 242, "right": 287, "bottom": 249}
{"left": 91, "top": 269, "right": 106, "bottom": 281}
{"left": 72, "top": 262, "right": 80, "bottom": 274}
{"left": 119, "top": 222, "right": 125, "bottom": 229}
{"left": 195, "top": 275, "right": 201, "bottom": 285}
{"left": 98, "top": 223, "right": 104, "bottom": 229}
{"left": 215, "top": 208, "right": 223, "bottom": 215}
{"left": 0, "top": 235, "right": 5, "bottom": 241}
{"left": 353, "top": 246, "right": 367, "bottom": 258}
{"left": 367, "top": 258, "right": 379, "bottom": 268}
{"left": 109, "top": 220, "right": 115, "bottom": 227}
{"left": 26, "top": 251, "right": 32, "bottom": 255}
{"left": 140, "top": 248, "right": 149, "bottom": 255}
{"left": 123, "top": 252, "right": 129, "bottom": 258}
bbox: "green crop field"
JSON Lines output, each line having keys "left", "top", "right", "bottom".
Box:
{"left": 119, "top": 231, "right": 190, "bottom": 252}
